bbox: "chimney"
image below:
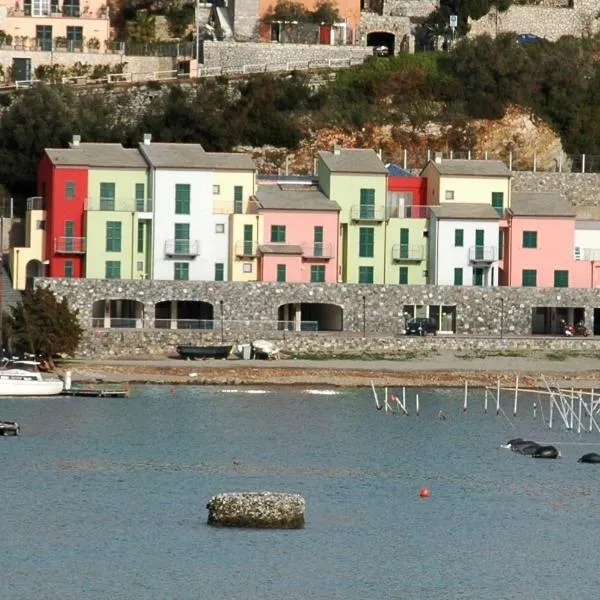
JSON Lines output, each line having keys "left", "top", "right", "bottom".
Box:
{"left": 333, "top": 144, "right": 341, "bottom": 156}
{"left": 71, "top": 134, "right": 81, "bottom": 147}
{"left": 434, "top": 152, "right": 443, "bottom": 164}
{"left": 143, "top": 133, "right": 152, "bottom": 145}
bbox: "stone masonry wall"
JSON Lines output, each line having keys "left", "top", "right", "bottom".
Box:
{"left": 38, "top": 278, "right": 600, "bottom": 358}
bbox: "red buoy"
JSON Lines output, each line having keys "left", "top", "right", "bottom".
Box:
{"left": 419, "top": 487, "right": 430, "bottom": 498}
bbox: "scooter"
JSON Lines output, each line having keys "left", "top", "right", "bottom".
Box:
{"left": 561, "top": 320, "right": 589, "bottom": 336}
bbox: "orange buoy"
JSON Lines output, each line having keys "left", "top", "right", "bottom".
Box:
{"left": 419, "top": 487, "right": 430, "bottom": 498}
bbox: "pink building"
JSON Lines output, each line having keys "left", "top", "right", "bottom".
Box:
{"left": 253, "top": 183, "right": 340, "bottom": 283}
{"left": 505, "top": 192, "right": 600, "bottom": 288}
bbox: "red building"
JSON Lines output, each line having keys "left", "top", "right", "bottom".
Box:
{"left": 386, "top": 164, "right": 428, "bottom": 217}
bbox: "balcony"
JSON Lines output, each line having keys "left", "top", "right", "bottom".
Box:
{"left": 54, "top": 236, "right": 86, "bottom": 254}
{"left": 350, "top": 205, "right": 385, "bottom": 222}
{"left": 164, "top": 239, "right": 200, "bottom": 257}
{"left": 86, "top": 197, "right": 153, "bottom": 212}
{"left": 468, "top": 246, "right": 497, "bottom": 263}
{"left": 392, "top": 244, "right": 424, "bottom": 262}
{"left": 234, "top": 241, "right": 259, "bottom": 257}
{"left": 386, "top": 205, "right": 431, "bottom": 219}
{"left": 301, "top": 242, "right": 334, "bottom": 259}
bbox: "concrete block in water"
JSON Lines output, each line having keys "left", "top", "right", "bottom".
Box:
{"left": 206, "top": 491, "right": 305, "bottom": 528}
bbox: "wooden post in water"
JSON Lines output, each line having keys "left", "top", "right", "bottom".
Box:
{"left": 384, "top": 387, "right": 389, "bottom": 413}
{"left": 570, "top": 388, "right": 574, "bottom": 430}
{"left": 371, "top": 380, "right": 381, "bottom": 410}
{"left": 416, "top": 393, "right": 420, "bottom": 416}
{"left": 402, "top": 387, "right": 407, "bottom": 414}
{"left": 496, "top": 378, "right": 501, "bottom": 415}
{"left": 463, "top": 380, "right": 468, "bottom": 412}
{"left": 549, "top": 393, "right": 554, "bottom": 429}
{"left": 578, "top": 393, "right": 583, "bottom": 434}
{"left": 484, "top": 388, "right": 488, "bottom": 413}
{"left": 590, "top": 390, "right": 595, "bottom": 432}
{"left": 513, "top": 376, "right": 519, "bottom": 417}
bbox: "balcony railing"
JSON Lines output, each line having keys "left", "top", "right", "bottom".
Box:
{"left": 468, "top": 246, "right": 497, "bottom": 263}
{"left": 301, "top": 242, "right": 334, "bottom": 259}
{"left": 26, "top": 196, "right": 45, "bottom": 210}
{"left": 234, "top": 241, "right": 259, "bottom": 257}
{"left": 392, "top": 244, "right": 424, "bottom": 261}
{"left": 86, "top": 197, "right": 153, "bottom": 212}
{"left": 575, "top": 247, "right": 600, "bottom": 261}
{"left": 386, "top": 205, "right": 431, "bottom": 219}
{"left": 54, "top": 236, "right": 86, "bottom": 254}
{"left": 164, "top": 239, "right": 200, "bottom": 257}
{"left": 350, "top": 205, "right": 385, "bottom": 222}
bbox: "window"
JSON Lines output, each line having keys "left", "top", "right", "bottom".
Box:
{"left": 311, "top": 265, "right": 325, "bottom": 283}
{"left": 215, "top": 263, "right": 224, "bottom": 281}
{"left": 276, "top": 264, "right": 286, "bottom": 282}
{"left": 106, "top": 221, "right": 121, "bottom": 252}
{"left": 358, "top": 266, "right": 373, "bottom": 284}
{"left": 105, "top": 261, "right": 121, "bottom": 279}
{"left": 62, "top": 0, "right": 80, "bottom": 17}
{"left": 523, "top": 231, "right": 537, "bottom": 248}
{"left": 175, "top": 184, "right": 190, "bottom": 215}
{"left": 554, "top": 270, "right": 569, "bottom": 288}
{"left": 64, "top": 260, "right": 73, "bottom": 278}
{"left": 137, "top": 222, "right": 144, "bottom": 253}
{"left": 174, "top": 223, "right": 190, "bottom": 254}
{"left": 454, "top": 229, "right": 464, "bottom": 247}
{"left": 135, "top": 183, "right": 145, "bottom": 212}
{"left": 31, "top": 0, "right": 50, "bottom": 16}
{"left": 213, "top": 185, "right": 220, "bottom": 195}
{"left": 243, "top": 263, "right": 252, "bottom": 273}
{"left": 359, "top": 188, "right": 375, "bottom": 219}
{"left": 399, "top": 266, "right": 408, "bottom": 284}
{"left": 522, "top": 269, "right": 537, "bottom": 287}
{"left": 215, "top": 223, "right": 225, "bottom": 234}
{"left": 234, "top": 186, "right": 243, "bottom": 214}
{"left": 243, "top": 224, "right": 253, "bottom": 256}
{"left": 36, "top": 220, "right": 45, "bottom": 230}
{"left": 498, "top": 230, "right": 504, "bottom": 260}
{"left": 174, "top": 262, "right": 189, "bottom": 281}
{"left": 64, "top": 180, "right": 75, "bottom": 200}
{"left": 36, "top": 24, "right": 52, "bottom": 51}
{"left": 454, "top": 268, "right": 463, "bottom": 285}
{"left": 66, "top": 25, "right": 83, "bottom": 50}
{"left": 313, "top": 226, "right": 323, "bottom": 257}
{"left": 64, "top": 221, "right": 74, "bottom": 252}
{"left": 271, "top": 225, "right": 286, "bottom": 243}
{"left": 445, "top": 190, "right": 455, "bottom": 201}
{"left": 136, "top": 261, "right": 144, "bottom": 272}
{"left": 359, "top": 227, "right": 374, "bottom": 257}
{"left": 399, "top": 228, "right": 409, "bottom": 258}
{"left": 100, "top": 182, "right": 115, "bottom": 211}
{"left": 492, "top": 192, "right": 504, "bottom": 213}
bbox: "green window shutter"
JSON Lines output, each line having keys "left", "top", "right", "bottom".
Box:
{"left": 64, "top": 260, "right": 73, "bottom": 278}
{"left": 175, "top": 184, "right": 190, "bottom": 215}
{"left": 234, "top": 186, "right": 243, "bottom": 214}
{"left": 106, "top": 221, "right": 122, "bottom": 252}
{"left": 454, "top": 229, "right": 464, "bottom": 247}
{"left": 105, "top": 261, "right": 121, "bottom": 279}
{"left": 454, "top": 267, "right": 463, "bottom": 285}
{"left": 491, "top": 192, "right": 504, "bottom": 213}
{"left": 554, "top": 270, "right": 569, "bottom": 288}
{"left": 270, "top": 225, "right": 286, "bottom": 243}
{"left": 311, "top": 265, "right": 325, "bottom": 283}
{"left": 276, "top": 264, "right": 286, "bottom": 282}
{"left": 65, "top": 181, "right": 75, "bottom": 199}
{"left": 174, "top": 262, "right": 189, "bottom": 280}
{"left": 100, "top": 182, "right": 115, "bottom": 211}
{"left": 498, "top": 230, "right": 504, "bottom": 260}
{"left": 137, "top": 221, "right": 144, "bottom": 253}
{"left": 358, "top": 266, "right": 373, "bottom": 284}
{"left": 175, "top": 223, "right": 190, "bottom": 254}
{"left": 243, "top": 224, "right": 253, "bottom": 255}
{"left": 399, "top": 266, "right": 408, "bottom": 284}
{"left": 64, "top": 220, "right": 74, "bottom": 252}
{"left": 314, "top": 226, "right": 323, "bottom": 257}
{"left": 135, "top": 183, "right": 145, "bottom": 211}
{"left": 400, "top": 228, "right": 409, "bottom": 258}
{"left": 523, "top": 231, "right": 537, "bottom": 248}
{"left": 360, "top": 188, "right": 375, "bottom": 219}
{"left": 215, "top": 263, "right": 224, "bottom": 281}
{"left": 359, "top": 227, "right": 374, "bottom": 257}
{"left": 522, "top": 269, "right": 537, "bottom": 287}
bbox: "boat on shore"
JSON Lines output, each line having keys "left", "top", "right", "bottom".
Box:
{"left": 0, "top": 420, "right": 20, "bottom": 435}
{"left": 0, "top": 360, "right": 64, "bottom": 396}
{"left": 176, "top": 345, "right": 232, "bottom": 360}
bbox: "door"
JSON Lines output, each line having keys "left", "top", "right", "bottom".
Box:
{"left": 174, "top": 223, "right": 189, "bottom": 254}
{"left": 400, "top": 228, "right": 409, "bottom": 259}
{"left": 12, "top": 58, "right": 32, "bottom": 83}
{"left": 243, "top": 224, "right": 253, "bottom": 256}
{"left": 473, "top": 267, "right": 484, "bottom": 287}
{"left": 475, "top": 229, "right": 484, "bottom": 260}
{"left": 314, "top": 226, "right": 323, "bottom": 257}
{"left": 36, "top": 25, "right": 52, "bottom": 51}
{"left": 64, "top": 220, "right": 74, "bottom": 252}
{"left": 360, "top": 189, "right": 375, "bottom": 219}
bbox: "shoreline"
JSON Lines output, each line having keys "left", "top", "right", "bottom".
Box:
{"left": 61, "top": 351, "right": 600, "bottom": 389}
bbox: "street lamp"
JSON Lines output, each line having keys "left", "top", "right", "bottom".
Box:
{"left": 362, "top": 295, "right": 366, "bottom": 337}
{"left": 500, "top": 297, "right": 504, "bottom": 339}
{"left": 219, "top": 300, "right": 224, "bottom": 342}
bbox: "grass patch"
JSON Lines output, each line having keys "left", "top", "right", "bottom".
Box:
{"left": 545, "top": 352, "right": 568, "bottom": 361}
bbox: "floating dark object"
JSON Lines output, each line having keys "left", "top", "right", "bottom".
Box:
{"left": 578, "top": 452, "right": 600, "bottom": 464}
{"left": 510, "top": 440, "right": 538, "bottom": 453}
{"left": 0, "top": 420, "right": 20, "bottom": 436}
{"left": 532, "top": 445, "right": 560, "bottom": 459}
{"left": 176, "top": 345, "right": 232, "bottom": 360}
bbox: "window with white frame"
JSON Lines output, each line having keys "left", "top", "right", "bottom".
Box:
{"left": 242, "top": 263, "right": 252, "bottom": 273}
{"left": 215, "top": 223, "right": 225, "bottom": 233}
{"left": 213, "top": 185, "right": 220, "bottom": 195}
{"left": 445, "top": 190, "right": 455, "bottom": 201}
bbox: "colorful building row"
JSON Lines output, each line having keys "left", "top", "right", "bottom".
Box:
{"left": 10, "top": 138, "right": 600, "bottom": 291}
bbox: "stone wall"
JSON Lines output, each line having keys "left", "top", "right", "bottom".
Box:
{"left": 201, "top": 40, "right": 372, "bottom": 68}
{"left": 469, "top": 0, "right": 600, "bottom": 41}
{"left": 38, "top": 278, "right": 600, "bottom": 358}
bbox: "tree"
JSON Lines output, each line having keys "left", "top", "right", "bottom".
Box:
{"left": 7, "top": 287, "right": 83, "bottom": 367}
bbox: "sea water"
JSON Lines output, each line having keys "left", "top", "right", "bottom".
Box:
{"left": 0, "top": 385, "right": 599, "bottom": 600}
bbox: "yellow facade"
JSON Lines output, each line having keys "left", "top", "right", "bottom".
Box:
{"left": 10, "top": 207, "right": 46, "bottom": 289}
{"left": 229, "top": 213, "right": 263, "bottom": 282}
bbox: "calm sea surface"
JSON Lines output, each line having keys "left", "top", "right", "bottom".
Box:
{"left": 0, "top": 384, "right": 599, "bottom": 600}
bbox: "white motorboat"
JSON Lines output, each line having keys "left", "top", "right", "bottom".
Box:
{"left": 0, "top": 360, "right": 64, "bottom": 396}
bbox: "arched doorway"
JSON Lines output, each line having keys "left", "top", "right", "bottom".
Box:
{"left": 155, "top": 300, "right": 216, "bottom": 329}
{"left": 91, "top": 299, "right": 144, "bottom": 328}
{"left": 366, "top": 31, "right": 395, "bottom": 56}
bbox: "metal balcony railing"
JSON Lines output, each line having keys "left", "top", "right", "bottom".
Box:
{"left": 468, "top": 246, "right": 497, "bottom": 262}
{"left": 54, "top": 236, "right": 86, "bottom": 254}
{"left": 164, "top": 239, "right": 200, "bottom": 257}
{"left": 350, "top": 205, "right": 385, "bottom": 222}
{"left": 86, "top": 197, "right": 153, "bottom": 212}
{"left": 301, "top": 242, "right": 334, "bottom": 259}
{"left": 386, "top": 205, "right": 431, "bottom": 219}
{"left": 234, "top": 241, "right": 259, "bottom": 257}
{"left": 392, "top": 244, "right": 424, "bottom": 261}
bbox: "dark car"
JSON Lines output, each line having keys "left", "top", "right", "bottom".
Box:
{"left": 372, "top": 45, "right": 390, "bottom": 57}
{"left": 516, "top": 33, "right": 544, "bottom": 45}
{"left": 405, "top": 317, "right": 437, "bottom": 336}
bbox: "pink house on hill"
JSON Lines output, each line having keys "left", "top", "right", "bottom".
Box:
{"left": 253, "top": 183, "right": 340, "bottom": 283}
{"left": 505, "top": 192, "right": 600, "bottom": 288}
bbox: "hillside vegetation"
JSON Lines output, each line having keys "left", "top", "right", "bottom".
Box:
{"left": 0, "top": 33, "right": 599, "bottom": 199}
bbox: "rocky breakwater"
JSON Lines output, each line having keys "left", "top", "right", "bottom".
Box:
{"left": 206, "top": 491, "right": 305, "bottom": 529}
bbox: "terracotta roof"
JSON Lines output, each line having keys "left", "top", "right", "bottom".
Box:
{"left": 430, "top": 203, "right": 501, "bottom": 220}
{"left": 423, "top": 159, "right": 511, "bottom": 177}
{"left": 45, "top": 144, "right": 147, "bottom": 168}
{"left": 510, "top": 192, "right": 575, "bottom": 217}
{"left": 318, "top": 148, "right": 388, "bottom": 174}
{"left": 255, "top": 184, "right": 340, "bottom": 211}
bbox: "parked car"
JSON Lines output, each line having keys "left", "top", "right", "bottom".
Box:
{"left": 372, "top": 45, "right": 390, "bottom": 57}
{"left": 516, "top": 33, "right": 544, "bottom": 45}
{"left": 405, "top": 317, "right": 437, "bottom": 336}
